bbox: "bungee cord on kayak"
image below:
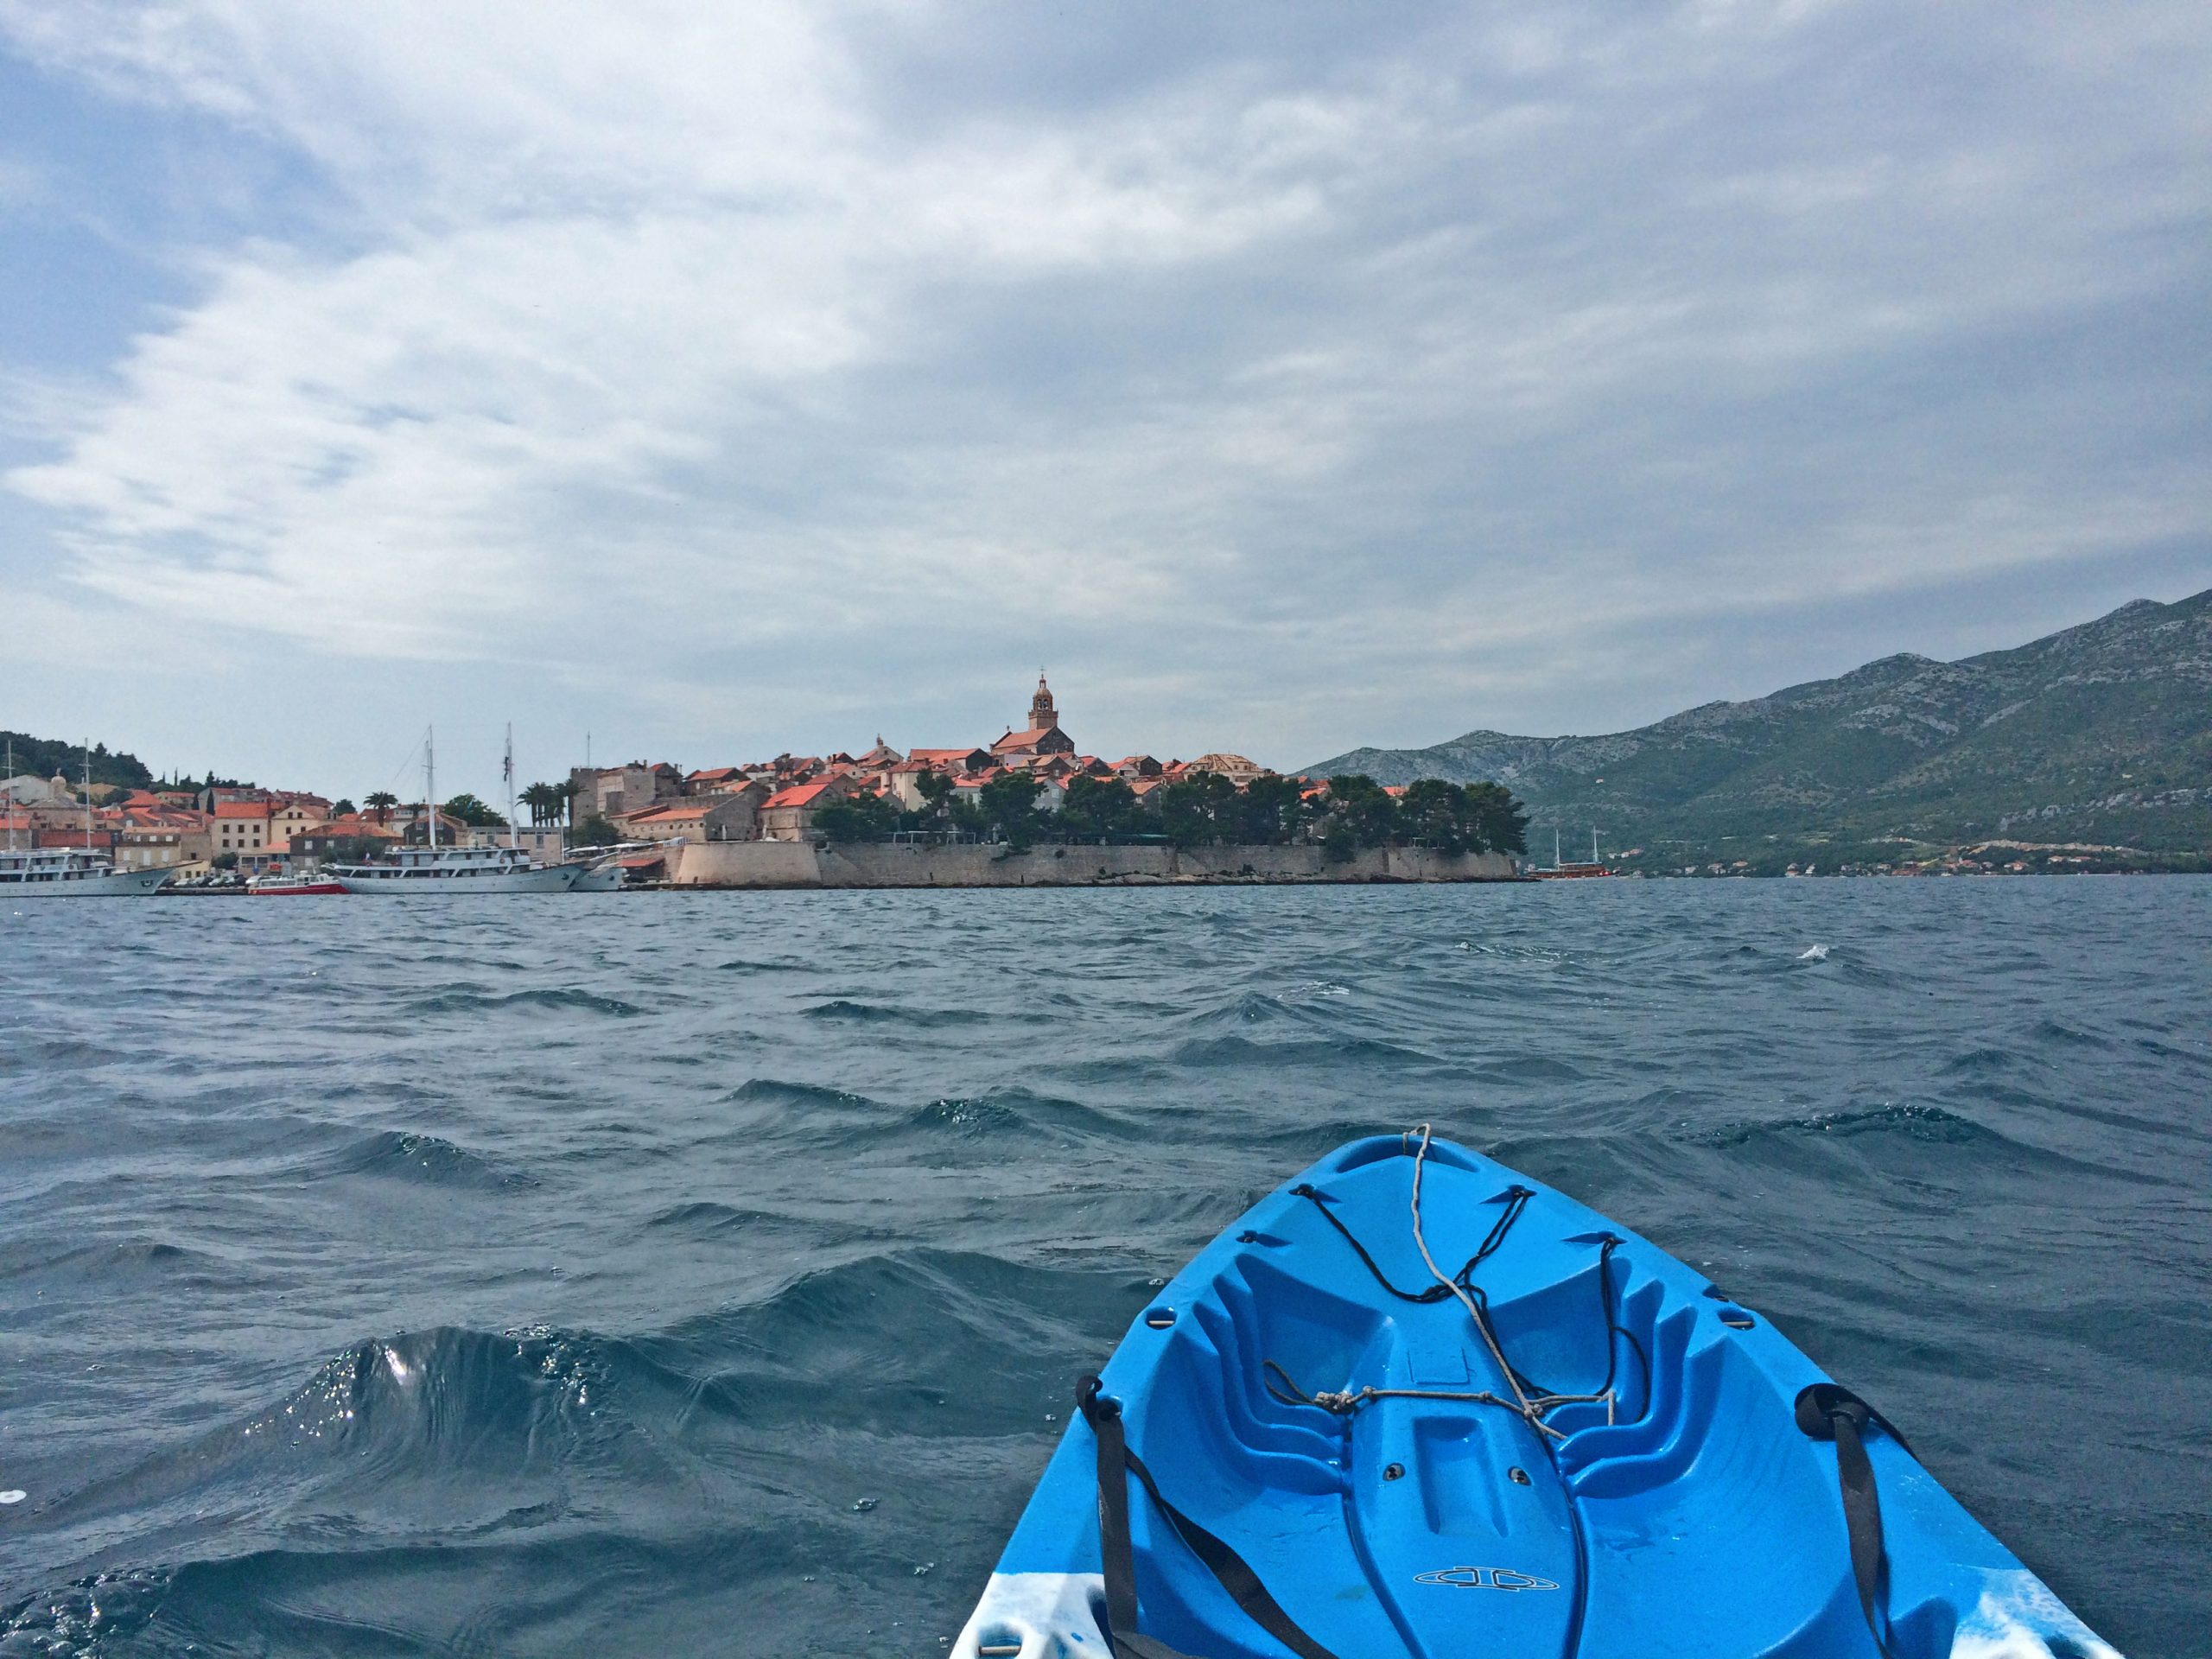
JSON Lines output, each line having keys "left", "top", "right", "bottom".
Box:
{"left": 1269, "top": 1124, "right": 1630, "bottom": 1440}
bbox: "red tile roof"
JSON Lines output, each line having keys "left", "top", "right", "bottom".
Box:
{"left": 623, "top": 803, "right": 711, "bottom": 823}
{"left": 763, "top": 781, "right": 841, "bottom": 809}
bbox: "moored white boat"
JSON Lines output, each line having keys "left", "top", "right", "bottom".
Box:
{"left": 0, "top": 847, "right": 170, "bottom": 897}
{"left": 328, "top": 725, "right": 583, "bottom": 893}
{"left": 1, "top": 742, "right": 168, "bottom": 896}
{"left": 328, "top": 843, "right": 584, "bottom": 893}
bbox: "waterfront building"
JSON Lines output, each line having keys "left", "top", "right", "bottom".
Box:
{"left": 759, "top": 776, "right": 863, "bottom": 842}
{"left": 618, "top": 785, "right": 766, "bottom": 843}
{"left": 213, "top": 799, "right": 276, "bottom": 858}
{"left": 569, "top": 762, "right": 683, "bottom": 823}
{"left": 118, "top": 809, "right": 213, "bottom": 871}
{"left": 291, "top": 817, "right": 403, "bottom": 862}
{"left": 269, "top": 797, "right": 331, "bottom": 849}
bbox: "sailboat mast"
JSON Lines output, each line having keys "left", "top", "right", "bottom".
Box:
{"left": 426, "top": 727, "right": 438, "bottom": 850}
{"left": 5, "top": 739, "right": 14, "bottom": 852}
{"left": 1592, "top": 825, "right": 1599, "bottom": 865}
{"left": 83, "top": 742, "right": 93, "bottom": 850}
{"left": 1554, "top": 826, "right": 1560, "bottom": 869}
{"left": 505, "top": 723, "right": 517, "bottom": 850}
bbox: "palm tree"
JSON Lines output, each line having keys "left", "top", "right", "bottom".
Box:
{"left": 364, "top": 790, "right": 397, "bottom": 825}
{"left": 519, "top": 782, "right": 562, "bottom": 826}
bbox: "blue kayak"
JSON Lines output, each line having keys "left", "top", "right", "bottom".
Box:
{"left": 953, "top": 1130, "right": 2116, "bottom": 1659}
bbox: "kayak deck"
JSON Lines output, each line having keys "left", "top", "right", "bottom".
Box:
{"left": 956, "top": 1132, "right": 2115, "bottom": 1659}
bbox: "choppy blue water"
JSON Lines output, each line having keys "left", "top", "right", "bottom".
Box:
{"left": 2, "top": 880, "right": 2208, "bottom": 1657}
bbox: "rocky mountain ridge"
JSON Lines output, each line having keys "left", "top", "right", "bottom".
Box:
{"left": 1306, "top": 588, "right": 2212, "bottom": 865}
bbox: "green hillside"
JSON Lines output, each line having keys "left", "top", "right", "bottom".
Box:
{"left": 1306, "top": 588, "right": 2212, "bottom": 872}
{"left": 1, "top": 732, "right": 156, "bottom": 791}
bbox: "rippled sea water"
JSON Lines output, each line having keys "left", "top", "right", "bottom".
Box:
{"left": 2, "top": 880, "right": 2208, "bottom": 1657}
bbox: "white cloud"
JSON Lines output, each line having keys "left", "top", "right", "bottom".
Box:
{"left": 1, "top": 0, "right": 2208, "bottom": 767}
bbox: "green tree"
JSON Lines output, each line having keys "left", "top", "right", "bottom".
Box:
{"left": 1465, "top": 781, "right": 1528, "bottom": 855}
{"left": 977, "top": 772, "right": 1046, "bottom": 849}
{"left": 331, "top": 798, "right": 357, "bottom": 817}
{"left": 441, "top": 792, "right": 506, "bottom": 828}
{"left": 1398, "top": 779, "right": 1474, "bottom": 854}
{"left": 1233, "top": 773, "right": 1306, "bottom": 844}
{"left": 575, "top": 815, "right": 620, "bottom": 847}
{"left": 518, "top": 781, "right": 565, "bottom": 825}
{"left": 1059, "top": 774, "right": 1141, "bottom": 840}
{"left": 815, "top": 791, "right": 899, "bottom": 843}
{"left": 0, "top": 731, "right": 154, "bottom": 791}
{"left": 906, "top": 767, "right": 957, "bottom": 831}
{"left": 1158, "top": 772, "right": 1240, "bottom": 847}
{"left": 1318, "top": 775, "right": 1398, "bottom": 859}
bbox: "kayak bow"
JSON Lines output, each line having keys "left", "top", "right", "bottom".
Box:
{"left": 953, "top": 1129, "right": 2114, "bottom": 1659}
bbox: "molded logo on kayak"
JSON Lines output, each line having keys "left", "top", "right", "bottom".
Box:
{"left": 1414, "top": 1567, "right": 1560, "bottom": 1592}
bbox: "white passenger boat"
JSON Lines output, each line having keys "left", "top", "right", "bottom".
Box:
{"left": 0, "top": 742, "right": 168, "bottom": 896}
{"left": 328, "top": 842, "right": 583, "bottom": 893}
{"left": 0, "top": 846, "right": 170, "bottom": 897}
{"left": 327, "top": 726, "right": 582, "bottom": 893}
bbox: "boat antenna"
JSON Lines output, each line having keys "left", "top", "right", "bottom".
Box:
{"left": 426, "top": 726, "right": 437, "bottom": 850}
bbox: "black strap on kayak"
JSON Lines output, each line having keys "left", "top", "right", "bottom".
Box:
{"left": 1290, "top": 1180, "right": 1533, "bottom": 1304}
{"left": 1796, "top": 1383, "right": 1915, "bottom": 1659}
{"left": 1077, "top": 1376, "right": 1344, "bottom": 1659}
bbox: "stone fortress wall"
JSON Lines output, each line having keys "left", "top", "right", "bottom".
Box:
{"left": 668, "top": 842, "right": 1520, "bottom": 888}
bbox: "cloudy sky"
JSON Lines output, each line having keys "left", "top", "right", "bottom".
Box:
{"left": 3, "top": 2, "right": 2208, "bottom": 800}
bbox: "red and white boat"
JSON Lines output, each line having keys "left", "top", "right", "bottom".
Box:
{"left": 246, "top": 873, "right": 346, "bottom": 896}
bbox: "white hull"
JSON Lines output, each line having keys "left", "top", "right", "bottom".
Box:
{"left": 0, "top": 868, "right": 170, "bottom": 897}
{"left": 334, "top": 864, "right": 582, "bottom": 893}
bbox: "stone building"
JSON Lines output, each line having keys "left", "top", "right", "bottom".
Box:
{"left": 1186, "top": 753, "right": 1267, "bottom": 785}
{"left": 990, "top": 673, "right": 1077, "bottom": 764}
{"left": 618, "top": 783, "right": 767, "bottom": 844}
{"left": 566, "top": 762, "right": 683, "bottom": 823}
{"left": 759, "top": 776, "right": 865, "bottom": 842}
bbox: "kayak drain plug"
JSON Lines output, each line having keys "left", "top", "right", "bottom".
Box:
{"left": 1383, "top": 1463, "right": 1406, "bottom": 1481}
{"left": 1509, "top": 1467, "right": 1532, "bottom": 1485}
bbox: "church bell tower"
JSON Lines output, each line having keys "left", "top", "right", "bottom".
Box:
{"left": 1029, "top": 672, "right": 1058, "bottom": 733}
